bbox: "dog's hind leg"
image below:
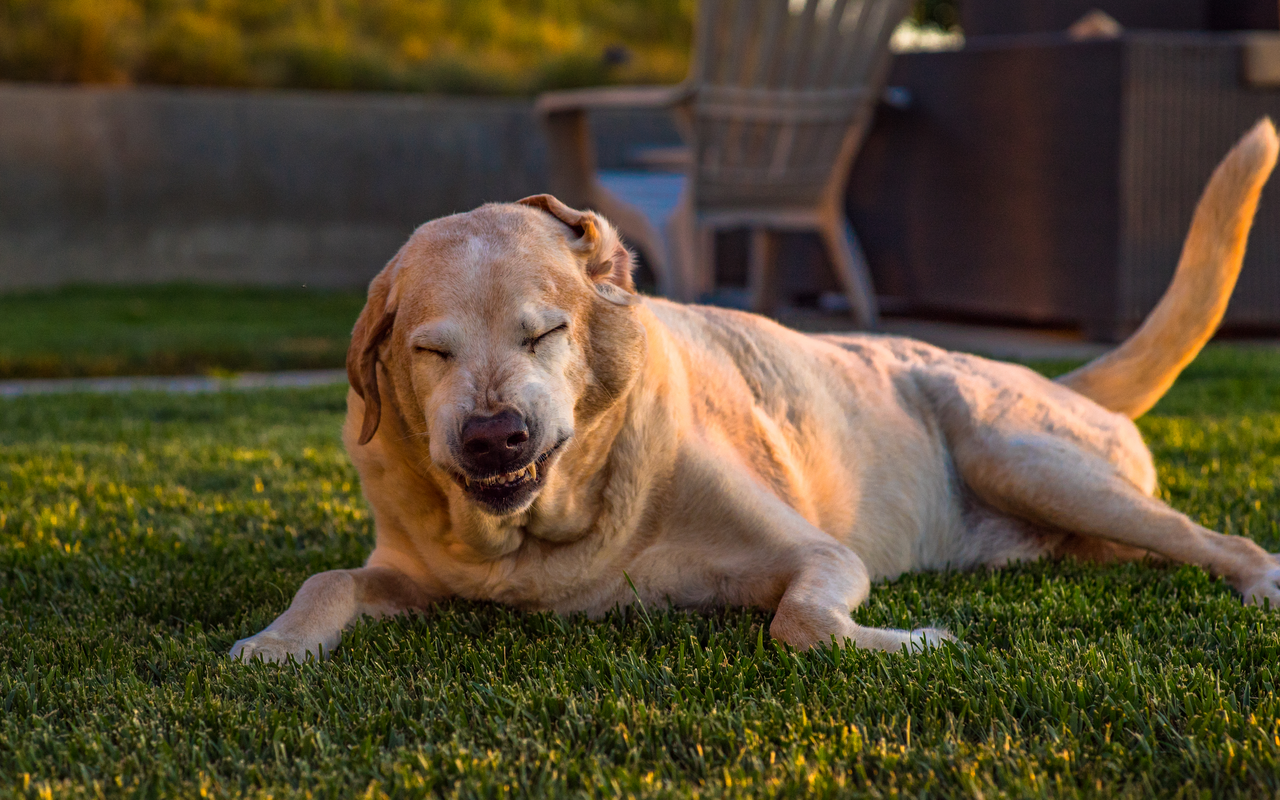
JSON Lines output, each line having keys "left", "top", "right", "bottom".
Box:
{"left": 951, "top": 431, "right": 1280, "bottom": 607}
{"left": 960, "top": 498, "right": 1151, "bottom": 569}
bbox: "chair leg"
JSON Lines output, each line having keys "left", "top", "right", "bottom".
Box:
{"left": 541, "top": 109, "right": 595, "bottom": 210}
{"left": 820, "top": 216, "right": 879, "bottom": 329}
{"left": 748, "top": 228, "right": 779, "bottom": 315}
{"left": 664, "top": 196, "right": 704, "bottom": 302}
{"left": 697, "top": 225, "right": 716, "bottom": 302}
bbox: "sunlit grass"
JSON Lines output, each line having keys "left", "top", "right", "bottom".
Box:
{"left": 0, "top": 348, "right": 1278, "bottom": 796}
{"left": 0, "top": 284, "right": 365, "bottom": 379}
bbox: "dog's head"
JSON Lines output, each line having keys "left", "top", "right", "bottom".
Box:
{"left": 347, "top": 195, "right": 646, "bottom": 516}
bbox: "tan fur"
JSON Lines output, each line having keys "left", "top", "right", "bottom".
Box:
{"left": 1059, "top": 119, "right": 1279, "bottom": 418}
{"left": 232, "top": 121, "right": 1280, "bottom": 664}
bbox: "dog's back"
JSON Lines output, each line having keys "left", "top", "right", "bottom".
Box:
{"left": 634, "top": 120, "right": 1279, "bottom": 579}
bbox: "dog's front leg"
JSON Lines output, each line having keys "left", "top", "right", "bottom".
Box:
{"left": 230, "top": 566, "right": 434, "bottom": 663}
{"left": 660, "top": 448, "right": 951, "bottom": 653}
{"left": 768, "top": 542, "right": 952, "bottom": 652}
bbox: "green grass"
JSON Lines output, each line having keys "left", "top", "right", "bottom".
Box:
{"left": 0, "top": 285, "right": 365, "bottom": 379}
{"left": 1, "top": 346, "right": 1279, "bottom": 797}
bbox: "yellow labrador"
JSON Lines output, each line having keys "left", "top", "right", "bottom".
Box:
{"left": 232, "top": 120, "right": 1280, "bottom": 663}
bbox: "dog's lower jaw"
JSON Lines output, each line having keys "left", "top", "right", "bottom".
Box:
{"left": 467, "top": 482, "right": 541, "bottom": 517}
{"left": 449, "top": 466, "right": 543, "bottom": 518}
{"left": 453, "top": 438, "right": 568, "bottom": 516}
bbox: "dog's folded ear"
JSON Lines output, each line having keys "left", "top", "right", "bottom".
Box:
{"left": 518, "top": 194, "right": 639, "bottom": 306}
{"left": 346, "top": 256, "right": 401, "bottom": 445}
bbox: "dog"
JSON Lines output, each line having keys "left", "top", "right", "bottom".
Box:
{"left": 232, "top": 119, "right": 1280, "bottom": 663}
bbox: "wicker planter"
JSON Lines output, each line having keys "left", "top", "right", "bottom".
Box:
{"left": 847, "top": 32, "right": 1280, "bottom": 339}
{"left": 960, "top": 0, "right": 1279, "bottom": 36}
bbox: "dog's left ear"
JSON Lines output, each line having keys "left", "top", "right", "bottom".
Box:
{"left": 518, "top": 194, "right": 639, "bottom": 306}
{"left": 346, "top": 255, "right": 401, "bottom": 445}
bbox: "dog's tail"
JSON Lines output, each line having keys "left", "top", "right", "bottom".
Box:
{"left": 1057, "top": 118, "right": 1279, "bottom": 418}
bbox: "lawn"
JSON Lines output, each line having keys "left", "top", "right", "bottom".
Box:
{"left": 1, "top": 346, "right": 1279, "bottom": 797}
{"left": 0, "top": 285, "right": 365, "bottom": 380}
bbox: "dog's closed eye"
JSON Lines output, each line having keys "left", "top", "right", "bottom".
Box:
{"left": 526, "top": 323, "right": 568, "bottom": 354}
{"left": 414, "top": 345, "right": 452, "bottom": 361}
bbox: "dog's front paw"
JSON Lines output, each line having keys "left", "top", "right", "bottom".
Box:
{"left": 907, "top": 627, "right": 958, "bottom": 652}
{"left": 229, "top": 631, "right": 333, "bottom": 664}
{"left": 1241, "top": 562, "right": 1280, "bottom": 609}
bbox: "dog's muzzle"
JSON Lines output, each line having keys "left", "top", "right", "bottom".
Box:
{"left": 453, "top": 411, "right": 565, "bottom": 514}
{"left": 460, "top": 410, "right": 531, "bottom": 474}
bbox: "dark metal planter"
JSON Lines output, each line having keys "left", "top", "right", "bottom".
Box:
{"left": 847, "top": 32, "right": 1280, "bottom": 340}
{"left": 960, "top": 0, "right": 1279, "bottom": 37}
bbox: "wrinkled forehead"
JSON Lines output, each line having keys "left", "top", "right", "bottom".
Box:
{"left": 392, "top": 207, "right": 582, "bottom": 320}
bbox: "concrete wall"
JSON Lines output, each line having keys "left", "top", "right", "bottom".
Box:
{"left": 0, "top": 84, "right": 681, "bottom": 291}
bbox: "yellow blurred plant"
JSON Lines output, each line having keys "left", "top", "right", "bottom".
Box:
{"left": 0, "top": 0, "right": 695, "bottom": 93}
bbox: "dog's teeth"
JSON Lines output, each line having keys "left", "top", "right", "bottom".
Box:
{"left": 467, "top": 462, "right": 542, "bottom": 491}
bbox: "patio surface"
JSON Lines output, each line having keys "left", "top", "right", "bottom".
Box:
{"left": 1, "top": 316, "right": 1276, "bottom": 397}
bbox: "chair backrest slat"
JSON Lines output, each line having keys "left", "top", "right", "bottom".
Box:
{"left": 807, "top": 0, "right": 852, "bottom": 89}
{"left": 690, "top": 0, "right": 910, "bottom": 209}
{"left": 692, "top": 0, "right": 723, "bottom": 84}
{"left": 749, "top": 0, "right": 789, "bottom": 88}
{"left": 778, "top": 0, "right": 823, "bottom": 90}
{"left": 835, "top": 0, "right": 894, "bottom": 86}
{"left": 718, "top": 0, "right": 759, "bottom": 87}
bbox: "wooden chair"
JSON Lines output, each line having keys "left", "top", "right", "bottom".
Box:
{"left": 536, "top": 0, "right": 913, "bottom": 328}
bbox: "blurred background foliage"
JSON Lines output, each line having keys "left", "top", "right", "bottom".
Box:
{"left": 0, "top": 0, "right": 956, "bottom": 94}
{"left": 0, "top": 0, "right": 694, "bottom": 93}
{"left": 912, "top": 0, "right": 957, "bottom": 30}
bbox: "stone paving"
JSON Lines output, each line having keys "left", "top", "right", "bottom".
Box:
{"left": 0, "top": 318, "right": 1274, "bottom": 397}
{"left": 0, "top": 369, "right": 347, "bottom": 397}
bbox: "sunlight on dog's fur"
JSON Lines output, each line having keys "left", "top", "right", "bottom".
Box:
{"left": 232, "top": 119, "right": 1280, "bottom": 664}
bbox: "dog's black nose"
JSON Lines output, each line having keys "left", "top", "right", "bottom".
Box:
{"left": 461, "top": 410, "right": 530, "bottom": 472}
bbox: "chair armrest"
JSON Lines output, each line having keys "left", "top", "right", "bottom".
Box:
{"left": 535, "top": 83, "right": 693, "bottom": 116}
{"left": 1243, "top": 33, "right": 1280, "bottom": 88}
{"left": 537, "top": 83, "right": 694, "bottom": 209}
